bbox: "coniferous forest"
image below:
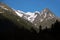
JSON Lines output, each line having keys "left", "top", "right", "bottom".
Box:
{"left": 0, "top": 15, "right": 60, "bottom": 40}
{"left": 0, "top": 2, "right": 60, "bottom": 40}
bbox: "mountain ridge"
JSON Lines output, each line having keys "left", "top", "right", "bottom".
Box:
{"left": 0, "top": 2, "right": 60, "bottom": 33}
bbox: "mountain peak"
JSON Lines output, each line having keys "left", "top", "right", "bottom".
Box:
{"left": 43, "top": 8, "right": 50, "bottom": 12}
{"left": 0, "top": 3, "right": 60, "bottom": 33}
{"left": 41, "top": 8, "right": 55, "bottom": 18}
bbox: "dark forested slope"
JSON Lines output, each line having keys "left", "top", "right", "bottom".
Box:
{"left": 0, "top": 2, "right": 60, "bottom": 40}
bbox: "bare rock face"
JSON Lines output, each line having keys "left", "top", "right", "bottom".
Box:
{"left": 32, "top": 8, "right": 56, "bottom": 32}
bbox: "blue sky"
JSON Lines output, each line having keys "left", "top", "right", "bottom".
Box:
{"left": 0, "top": 0, "right": 60, "bottom": 17}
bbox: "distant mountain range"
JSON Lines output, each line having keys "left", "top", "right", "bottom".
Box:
{"left": 0, "top": 2, "right": 60, "bottom": 33}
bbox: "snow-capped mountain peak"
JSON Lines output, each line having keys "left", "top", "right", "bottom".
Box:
{"left": 35, "top": 11, "right": 40, "bottom": 13}
{"left": 13, "top": 8, "right": 56, "bottom": 30}
{"left": 13, "top": 9, "right": 23, "bottom": 17}
{"left": 14, "top": 10, "right": 38, "bottom": 22}
{"left": 17, "top": 10, "right": 25, "bottom": 14}
{"left": 25, "top": 12, "right": 34, "bottom": 15}
{"left": 14, "top": 8, "right": 55, "bottom": 24}
{"left": 24, "top": 12, "right": 37, "bottom": 22}
{"left": 1, "top": 2, "right": 60, "bottom": 33}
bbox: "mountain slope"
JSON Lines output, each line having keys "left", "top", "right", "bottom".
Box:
{"left": 0, "top": 2, "right": 34, "bottom": 32}
{"left": 13, "top": 8, "right": 58, "bottom": 32}
{"left": 0, "top": 2, "right": 60, "bottom": 40}
{"left": 0, "top": 2, "right": 60, "bottom": 33}
{"left": 33, "top": 8, "right": 56, "bottom": 29}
